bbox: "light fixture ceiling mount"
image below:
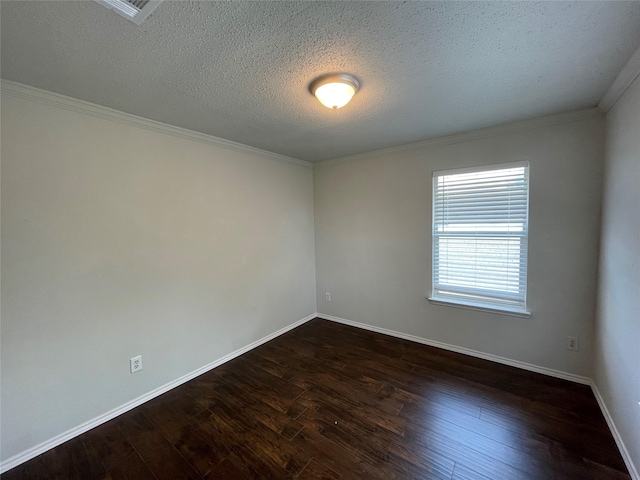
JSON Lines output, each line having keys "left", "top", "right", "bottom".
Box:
{"left": 309, "top": 73, "right": 360, "bottom": 109}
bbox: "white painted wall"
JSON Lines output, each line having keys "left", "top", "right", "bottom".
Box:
{"left": 314, "top": 112, "right": 604, "bottom": 377}
{"left": 0, "top": 90, "right": 317, "bottom": 462}
{"left": 595, "top": 72, "right": 640, "bottom": 474}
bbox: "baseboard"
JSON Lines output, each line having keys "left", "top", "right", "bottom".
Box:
{"left": 590, "top": 381, "right": 639, "bottom": 480}
{"left": 6, "top": 313, "right": 636, "bottom": 479}
{"left": 0, "top": 313, "right": 316, "bottom": 474}
{"left": 317, "top": 313, "right": 591, "bottom": 385}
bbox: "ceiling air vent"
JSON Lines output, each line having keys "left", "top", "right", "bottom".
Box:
{"left": 94, "top": 0, "right": 162, "bottom": 25}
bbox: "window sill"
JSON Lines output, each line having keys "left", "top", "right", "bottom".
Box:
{"left": 427, "top": 297, "right": 531, "bottom": 318}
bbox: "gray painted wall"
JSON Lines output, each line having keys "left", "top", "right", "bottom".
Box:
{"left": 595, "top": 73, "right": 640, "bottom": 473}
{"left": 314, "top": 113, "right": 604, "bottom": 377}
{"left": 0, "top": 91, "right": 317, "bottom": 462}
{"left": 3, "top": 80, "right": 636, "bottom": 473}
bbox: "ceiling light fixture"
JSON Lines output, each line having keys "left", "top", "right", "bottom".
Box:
{"left": 309, "top": 73, "right": 360, "bottom": 109}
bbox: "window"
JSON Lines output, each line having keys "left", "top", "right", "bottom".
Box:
{"left": 430, "top": 162, "right": 530, "bottom": 315}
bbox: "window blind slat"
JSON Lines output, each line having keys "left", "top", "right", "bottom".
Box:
{"left": 432, "top": 163, "right": 529, "bottom": 312}
{"left": 433, "top": 269, "right": 525, "bottom": 281}
{"left": 433, "top": 266, "right": 527, "bottom": 277}
{"left": 436, "top": 202, "right": 527, "bottom": 210}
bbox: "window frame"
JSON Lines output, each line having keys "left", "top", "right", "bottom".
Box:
{"left": 428, "top": 161, "right": 531, "bottom": 317}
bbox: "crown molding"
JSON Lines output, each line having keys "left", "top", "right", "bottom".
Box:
{"left": 315, "top": 108, "right": 601, "bottom": 167}
{"left": 0, "top": 80, "right": 312, "bottom": 169}
{"left": 599, "top": 45, "right": 640, "bottom": 113}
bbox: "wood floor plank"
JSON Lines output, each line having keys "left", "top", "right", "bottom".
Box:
{"left": 208, "top": 458, "right": 248, "bottom": 479}
{"left": 289, "top": 427, "right": 389, "bottom": 480}
{"left": 195, "top": 376, "right": 305, "bottom": 440}
{"left": 189, "top": 409, "right": 292, "bottom": 479}
{"left": 452, "top": 462, "right": 495, "bottom": 480}
{"left": 296, "top": 459, "right": 340, "bottom": 480}
{"left": 141, "top": 399, "right": 226, "bottom": 477}
{"left": 64, "top": 439, "right": 112, "bottom": 480}
{"left": 82, "top": 422, "right": 157, "bottom": 480}
{"left": 297, "top": 399, "right": 455, "bottom": 479}
{"left": 3, "top": 318, "right": 630, "bottom": 480}
{"left": 479, "top": 406, "right": 627, "bottom": 470}
{"left": 116, "top": 411, "right": 201, "bottom": 480}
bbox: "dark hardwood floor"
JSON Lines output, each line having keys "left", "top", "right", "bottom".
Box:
{"left": 3, "top": 318, "right": 630, "bottom": 479}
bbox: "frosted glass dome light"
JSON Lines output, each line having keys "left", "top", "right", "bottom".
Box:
{"left": 310, "top": 74, "right": 360, "bottom": 109}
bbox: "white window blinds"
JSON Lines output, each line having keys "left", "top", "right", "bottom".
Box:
{"left": 432, "top": 162, "right": 530, "bottom": 313}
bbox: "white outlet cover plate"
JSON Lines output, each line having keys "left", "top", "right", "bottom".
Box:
{"left": 130, "top": 355, "right": 143, "bottom": 373}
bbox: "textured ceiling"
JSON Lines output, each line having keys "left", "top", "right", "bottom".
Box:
{"left": 2, "top": 1, "right": 640, "bottom": 162}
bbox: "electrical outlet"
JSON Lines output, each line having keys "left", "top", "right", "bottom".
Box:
{"left": 326, "top": 292, "right": 331, "bottom": 301}
{"left": 566, "top": 337, "right": 579, "bottom": 351}
{"left": 130, "top": 355, "right": 143, "bottom": 373}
